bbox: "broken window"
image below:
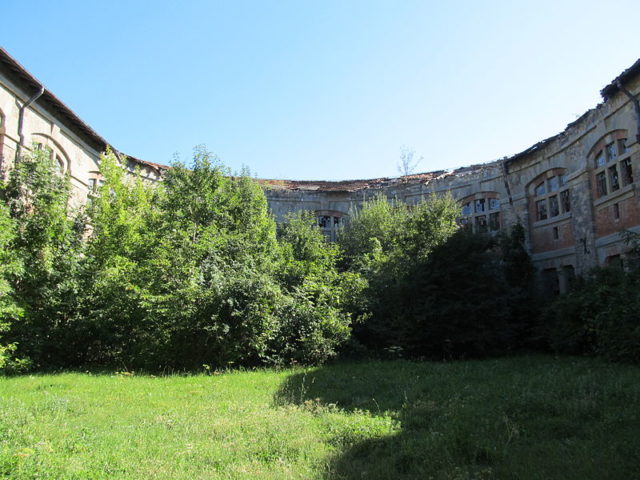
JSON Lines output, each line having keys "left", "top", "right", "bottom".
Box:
{"left": 607, "top": 254, "right": 623, "bottom": 269}
{"left": 621, "top": 158, "right": 633, "bottom": 186}
{"left": 459, "top": 194, "right": 501, "bottom": 233}
{"left": 608, "top": 165, "right": 620, "bottom": 191}
{"left": 606, "top": 143, "right": 617, "bottom": 162}
{"left": 318, "top": 216, "right": 331, "bottom": 228}
{"left": 549, "top": 195, "right": 559, "bottom": 217}
{"left": 596, "top": 171, "right": 607, "bottom": 197}
{"left": 489, "top": 212, "right": 500, "bottom": 231}
{"left": 618, "top": 138, "right": 629, "bottom": 155}
{"left": 475, "top": 215, "right": 488, "bottom": 233}
{"left": 536, "top": 199, "right": 548, "bottom": 221}
{"left": 560, "top": 189, "right": 571, "bottom": 213}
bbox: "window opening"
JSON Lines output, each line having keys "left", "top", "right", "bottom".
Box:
{"left": 532, "top": 171, "right": 571, "bottom": 223}
{"left": 536, "top": 199, "right": 548, "bottom": 221}
{"left": 621, "top": 158, "right": 633, "bottom": 186}
{"left": 458, "top": 194, "right": 501, "bottom": 233}
{"left": 592, "top": 135, "right": 634, "bottom": 199}
{"left": 608, "top": 165, "right": 620, "bottom": 191}
{"left": 560, "top": 190, "right": 571, "bottom": 212}
{"left": 549, "top": 195, "right": 559, "bottom": 217}
{"left": 489, "top": 212, "right": 500, "bottom": 231}
{"left": 596, "top": 171, "right": 607, "bottom": 197}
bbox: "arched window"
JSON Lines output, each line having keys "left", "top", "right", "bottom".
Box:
{"left": 315, "top": 211, "right": 347, "bottom": 241}
{"left": 458, "top": 192, "right": 501, "bottom": 233}
{"left": 32, "top": 135, "right": 71, "bottom": 175}
{"left": 589, "top": 131, "right": 633, "bottom": 198}
{"left": 529, "top": 170, "right": 570, "bottom": 222}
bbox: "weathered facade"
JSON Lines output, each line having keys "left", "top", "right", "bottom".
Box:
{"left": 1, "top": 47, "right": 639, "bottom": 291}
{"left": 262, "top": 61, "right": 640, "bottom": 291}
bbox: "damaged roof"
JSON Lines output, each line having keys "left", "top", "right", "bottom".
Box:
{"left": 2, "top": 46, "right": 638, "bottom": 186}
{"left": 505, "top": 58, "right": 640, "bottom": 167}
{"left": 0, "top": 48, "right": 168, "bottom": 174}
{"left": 601, "top": 58, "right": 640, "bottom": 101}
{"left": 260, "top": 162, "right": 503, "bottom": 193}
{"left": 259, "top": 171, "right": 446, "bottom": 192}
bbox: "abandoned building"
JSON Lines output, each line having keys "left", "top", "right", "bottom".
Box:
{"left": 1, "top": 47, "right": 639, "bottom": 293}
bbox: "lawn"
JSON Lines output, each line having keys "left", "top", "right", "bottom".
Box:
{"left": 1, "top": 356, "right": 639, "bottom": 479}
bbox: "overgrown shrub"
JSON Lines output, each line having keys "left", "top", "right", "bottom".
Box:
{"left": 394, "top": 227, "right": 535, "bottom": 358}
{"left": 1, "top": 149, "right": 85, "bottom": 368}
{"left": 339, "top": 192, "right": 537, "bottom": 359}
{"left": 543, "top": 266, "right": 640, "bottom": 362}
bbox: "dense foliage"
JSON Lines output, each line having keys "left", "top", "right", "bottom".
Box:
{"left": 338, "top": 195, "right": 536, "bottom": 359}
{"left": 1, "top": 148, "right": 359, "bottom": 371}
{"left": 543, "top": 266, "right": 640, "bottom": 362}
{"left": 2, "top": 146, "right": 636, "bottom": 371}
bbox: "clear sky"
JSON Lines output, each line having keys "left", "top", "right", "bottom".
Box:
{"left": 3, "top": 0, "right": 639, "bottom": 180}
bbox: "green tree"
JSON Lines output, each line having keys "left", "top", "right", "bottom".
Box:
{"left": 0, "top": 202, "right": 24, "bottom": 371}
{"left": 1, "top": 148, "right": 85, "bottom": 367}
{"left": 273, "top": 212, "right": 365, "bottom": 364}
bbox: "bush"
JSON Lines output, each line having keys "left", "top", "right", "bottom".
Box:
{"left": 543, "top": 266, "right": 640, "bottom": 362}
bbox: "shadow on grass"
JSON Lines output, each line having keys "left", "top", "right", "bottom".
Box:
{"left": 274, "top": 357, "right": 640, "bottom": 480}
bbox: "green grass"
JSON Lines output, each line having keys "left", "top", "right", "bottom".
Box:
{"left": 1, "top": 356, "right": 639, "bottom": 479}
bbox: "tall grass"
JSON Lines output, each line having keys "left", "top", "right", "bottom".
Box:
{"left": 1, "top": 356, "right": 639, "bottom": 479}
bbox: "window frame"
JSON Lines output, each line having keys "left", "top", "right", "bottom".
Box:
{"left": 592, "top": 136, "right": 634, "bottom": 199}
{"left": 458, "top": 192, "right": 501, "bottom": 233}
{"left": 531, "top": 170, "right": 571, "bottom": 224}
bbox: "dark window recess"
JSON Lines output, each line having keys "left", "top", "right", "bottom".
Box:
{"left": 618, "top": 138, "right": 628, "bottom": 155}
{"left": 542, "top": 268, "right": 560, "bottom": 296}
{"left": 596, "top": 171, "right": 608, "bottom": 197}
{"left": 621, "top": 158, "right": 633, "bottom": 186}
{"left": 608, "top": 254, "right": 623, "bottom": 269}
{"left": 536, "top": 200, "right": 548, "bottom": 221}
{"left": 475, "top": 199, "right": 485, "bottom": 213}
{"left": 609, "top": 165, "right": 620, "bottom": 191}
{"left": 475, "top": 215, "right": 488, "bottom": 233}
{"left": 489, "top": 212, "right": 500, "bottom": 231}
{"left": 318, "top": 216, "right": 331, "bottom": 228}
{"left": 552, "top": 226, "right": 559, "bottom": 240}
{"left": 549, "top": 195, "right": 560, "bottom": 217}
{"left": 560, "top": 189, "right": 571, "bottom": 212}
{"left": 613, "top": 203, "right": 620, "bottom": 220}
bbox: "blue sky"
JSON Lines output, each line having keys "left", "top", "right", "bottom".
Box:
{"left": 3, "top": 0, "right": 640, "bottom": 180}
